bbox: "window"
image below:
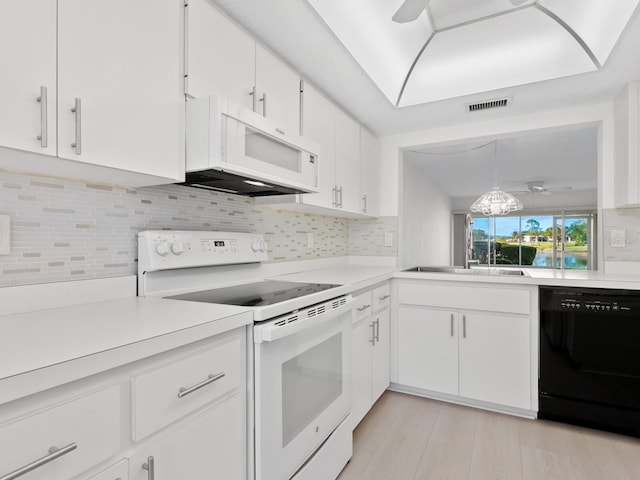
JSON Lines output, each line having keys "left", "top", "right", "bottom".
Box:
{"left": 469, "top": 211, "right": 596, "bottom": 270}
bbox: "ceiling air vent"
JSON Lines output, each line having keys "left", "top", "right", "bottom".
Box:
{"left": 466, "top": 97, "right": 512, "bottom": 113}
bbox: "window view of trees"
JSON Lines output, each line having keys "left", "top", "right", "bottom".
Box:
{"left": 470, "top": 212, "right": 595, "bottom": 270}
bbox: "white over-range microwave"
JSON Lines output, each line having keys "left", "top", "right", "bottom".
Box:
{"left": 183, "top": 94, "right": 319, "bottom": 196}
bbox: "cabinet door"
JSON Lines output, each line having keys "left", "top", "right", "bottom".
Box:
{"left": 300, "top": 83, "right": 336, "bottom": 209}
{"left": 57, "top": 0, "right": 182, "bottom": 180}
{"left": 255, "top": 44, "right": 301, "bottom": 135}
{"left": 458, "top": 313, "right": 530, "bottom": 409}
{"left": 371, "top": 308, "right": 390, "bottom": 402}
{"left": 128, "top": 394, "right": 245, "bottom": 480}
{"left": 359, "top": 127, "right": 379, "bottom": 216}
{"left": 397, "top": 307, "right": 458, "bottom": 395}
{"left": 351, "top": 318, "right": 374, "bottom": 428}
{"left": 0, "top": 0, "right": 56, "bottom": 155}
{"left": 335, "top": 109, "right": 361, "bottom": 213}
{"left": 186, "top": 0, "right": 255, "bottom": 109}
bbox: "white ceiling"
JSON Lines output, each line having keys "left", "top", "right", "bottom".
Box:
{"left": 211, "top": 0, "right": 640, "bottom": 136}
{"left": 405, "top": 126, "right": 597, "bottom": 206}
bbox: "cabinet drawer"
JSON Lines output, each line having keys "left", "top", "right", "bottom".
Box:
{"left": 131, "top": 334, "right": 242, "bottom": 441}
{"left": 353, "top": 291, "right": 373, "bottom": 323}
{"left": 0, "top": 385, "right": 121, "bottom": 480}
{"left": 372, "top": 283, "right": 391, "bottom": 312}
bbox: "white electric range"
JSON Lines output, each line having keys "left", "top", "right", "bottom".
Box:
{"left": 138, "top": 230, "right": 353, "bottom": 480}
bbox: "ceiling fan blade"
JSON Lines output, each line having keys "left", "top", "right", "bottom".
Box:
{"left": 392, "top": 0, "right": 430, "bottom": 23}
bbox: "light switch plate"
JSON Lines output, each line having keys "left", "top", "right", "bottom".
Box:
{"left": 611, "top": 229, "right": 626, "bottom": 248}
{"left": 0, "top": 215, "right": 10, "bottom": 255}
{"left": 384, "top": 231, "right": 394, "bottom": 247}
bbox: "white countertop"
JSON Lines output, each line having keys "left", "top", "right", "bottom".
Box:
{"left": 268, "top": 265, "right": 398, "bottom": 292}
{"left": 0, "top": 297, "right": 252, "bottom": 404}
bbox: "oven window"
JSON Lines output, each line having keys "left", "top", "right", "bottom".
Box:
{"left": 245, "top": 127, "right": 301, "bottom": 173}
{"left": 281, "top": 333, "right": 343, "bottom": 447}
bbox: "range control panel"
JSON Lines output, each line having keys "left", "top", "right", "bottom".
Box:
{"left": 138, "top": 230, "right": 268, "bottom": 272}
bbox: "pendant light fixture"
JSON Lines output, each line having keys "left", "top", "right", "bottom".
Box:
{"left": 470, "top": 141, "right": 523, "bottom": 216}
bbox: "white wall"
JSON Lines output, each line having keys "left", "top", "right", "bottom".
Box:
{"left": 400, "top": 159, "right": 452, "bottom": 265}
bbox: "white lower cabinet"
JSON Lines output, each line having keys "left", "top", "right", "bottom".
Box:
{"left": 128, "top": 393, "right": 244, "bottom": 480}
{"left": 0, "top": 327, "right": 247, "bottom": 480}
{"left": 395, "top": 281, "right": 535, "bottom": 411}
{"left": 351, "top": 283, "right": 391, "bottom": 428}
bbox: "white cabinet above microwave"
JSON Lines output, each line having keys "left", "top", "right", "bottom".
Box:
{"left": 184, "top": 95, "right": 319, "bottom": 196}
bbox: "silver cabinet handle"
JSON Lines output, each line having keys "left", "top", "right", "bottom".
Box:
{"left": 0, "top": 442, "right": 77, "bottom": 480}
{"left": 260, "top": 92, "right": 267, "bottom": 117}
{"left": 379, "top": 294, "right": 390, "bottom": 301}
{"left": 142, "top": 456, "right": 155, "bottom": 480}
{"left": 369, "top": 322, "right": 375, "bottom": 345}
{"left": 337, "top": 186, "right": 343, "bottom": 208}
{"left": 362, "top": 195, "right": 367, "bottom": 213}
{"left": 374, "top": 318, "right": 380, "bottom": 342}
{"left": 299, "top": 80, "right": 304, "bottom": 135}
{"left": 70, "top": 98, "right": 81, "bottom": 155}
{"left": 249, "top": 86, "right": 257, "bottom": 112}
{"left": 332, "top": 186, "right": 338, "bottom": 207}
{"left": 356, "top": 304, "right": 371, "bottom": 312}
{"left": 450, "top": 313, "right": 454, "bottom": 337}
{"left": 177, "top": 372, "right": 225, "bottom": 398}
{"left": 36, "top": 86, "right": 47, "bottom": 148}
{"left": 462, "top": 314, "right": 467, "bottom": 339}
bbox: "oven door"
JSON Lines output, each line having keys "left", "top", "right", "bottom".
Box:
{"left": 254, "top": 298, "right": 352, "bottom": 480}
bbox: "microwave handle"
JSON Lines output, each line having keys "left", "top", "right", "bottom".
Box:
{"left": 254, "top": 299, "right": 352, "bottom": 343}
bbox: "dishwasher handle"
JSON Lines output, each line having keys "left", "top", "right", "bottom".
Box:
{"left": 254, "top": 296, "right": 352, "bottom": 343}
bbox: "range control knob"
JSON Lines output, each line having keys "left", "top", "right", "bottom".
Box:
{"left": 251, "top": 241, "right": 261, "bottom": 252}
{"left": 155, "top": 241, "right": 170, "bottom": 256}
{"left": 171, "top": 242, "right": 184, "bottom": 255}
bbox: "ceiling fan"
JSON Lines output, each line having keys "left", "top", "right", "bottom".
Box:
{"left": 509, "top": 181, "right": 573, "bottom": 196}
{"left": 392, "top": 0, "right": 529, "bottom": 23}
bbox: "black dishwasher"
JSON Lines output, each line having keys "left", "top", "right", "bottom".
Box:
{"left": 539, "top": 286, "right": 640, "bottom": 436}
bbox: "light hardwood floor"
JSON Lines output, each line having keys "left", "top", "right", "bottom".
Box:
{"left": 337, "top": 391, "right": 640, "bottom": 480}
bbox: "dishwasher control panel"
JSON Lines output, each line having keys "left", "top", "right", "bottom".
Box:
{"left": 540, "top": 287, "right": 637, "bottom": 315}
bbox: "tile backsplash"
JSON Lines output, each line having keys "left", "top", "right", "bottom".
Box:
{"left": 0, "top": 171, "right": 397, "bottom": 287}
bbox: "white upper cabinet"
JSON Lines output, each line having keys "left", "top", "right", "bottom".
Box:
{"left": 299, "top": 82, "right": 336, "bottom": 209}
{"left": 335, "top": 109, "right": 361, "bottom": 214}
{"left": 0, "top": 0, "right": 184, "bottom": 186}
{"left": 186, "top": 0, "right": 255, "bottom": 110}
{"left": 186, "top": 0, "right": 301, "bottom": 134}
{"left": 57, "top": 0, "right": 183, "bottom": 180}
{"left": 255, "top": 44, "right": 301, "bottom": 135}
{"left": 0, "top": 0, "right": 57, "bottom": 155}
{"left": 360, "top": 127, "right": 380, "bottom": 216}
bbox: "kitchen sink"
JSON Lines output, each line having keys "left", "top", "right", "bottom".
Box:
{"left": 403, "top": 266, "right": 528, "bottom": 276}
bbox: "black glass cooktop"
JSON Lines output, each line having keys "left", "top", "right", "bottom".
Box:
{"left": 165, "top": 281, "right": 341, "bottom": 307}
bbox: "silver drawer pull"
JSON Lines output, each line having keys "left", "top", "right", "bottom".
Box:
{"left": 177, "top": 372, "right": 225, "bottom": 398}
{"left": 378, "top": 294, "right": 390, "bottom": 301}
{"left": 142, "top": 456, "right": 155, "bottom": 480}
{"left": 36, "top": 86, "right": 48, "bottom": 148}
{"left": 0, "top": 442, "right": 77, "bottom": 480}
{"left": 374, "top": 318, "right": 380, "bottom": 342}
{"left": 70, "top": 98, "right": 81, "bottom": 155}
{"left": 356, "top": 304, "right": 371, "bottom": 312}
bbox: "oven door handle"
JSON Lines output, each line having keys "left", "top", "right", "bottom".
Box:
{"left": 254, "top": 299, "right": 352, "bottom": 343}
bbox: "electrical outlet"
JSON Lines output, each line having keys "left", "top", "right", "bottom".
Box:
{"left": 307, "top": 232, "right": 314, "bottom": 248}
{"left": 384, "top": 231, "right": 394, "bottom": 247}
{"left": 0, "top": 215, "right": 10, "bottom": 255}
{"left": 610, "top": 229, "right": 626, "bottom": 248}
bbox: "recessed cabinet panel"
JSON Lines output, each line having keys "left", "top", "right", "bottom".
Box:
{"left": 371, "top": 308, "right": 390, "bottom": 401}
{"left": 0, "top": 0, "right": 57, "bottom": 156}
{"left": 57, "top": 0, "right": 182, "bottom": 180}
{"left": 351, "top": 317, "right": 375, "bottom": 427}
{"left": 255, "top": 44, "right": 301, "bottom": 135}
{"left": 186, "top": 0, "right": 255, "bottom": 108}
{"left": 335, "top": 109, "right": 361, "bottom": 213}
{"left": 398, "top": 307, "right": 459, "bottom": 395}
{"left": 360, "top": 128, "right": 380, "bottom": 216}
{"left": 300, "top": 83, "right": 336, "bottom": 209}
{"left": 458, "top": 312, "right": 531, "bottom": 409}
